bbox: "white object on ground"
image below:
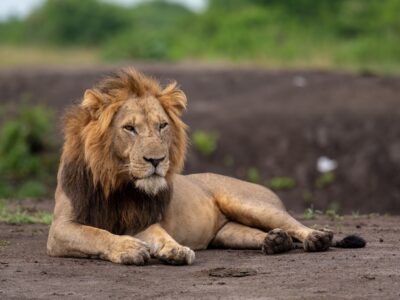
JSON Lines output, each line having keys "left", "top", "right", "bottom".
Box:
{"left": 317, "top": 156, "right": 337, "bottom": 173}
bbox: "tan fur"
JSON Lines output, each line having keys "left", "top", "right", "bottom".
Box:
{"left": 47, "top": 68, "right": 333, "bottom": 265}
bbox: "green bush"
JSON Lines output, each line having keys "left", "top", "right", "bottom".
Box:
{"left": 0, "top": 104, "right": 57, "bottom": 198}
{"left": 3, "top": 0, "right": 129, "bottom": 46}
{"left": 1, "top": 0, "right": 400, "bottom": 72}
{"left": 192, "top": 130, "right": 219, "bottom": 157}
{"left": 315, "top": 172, "right": 335, "bottom": 189}
{"left": 266, "top": 177, "right": 296, "bottom": 190}
{"left": 102, "top": 28, "right": 173, "bottom": 60}
{"left": 179, "top": 0, "right": 400, "bottom": 71}
{"left": 102, "top": 1, "right": 193, "bottom": 60}
{"left": 247, "top": 167, "right": 260, "bottom": 183}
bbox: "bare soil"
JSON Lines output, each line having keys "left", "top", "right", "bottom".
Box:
{"left": 0, "top": 199, "right": 400, "bottom": 299}
{"left": 1, "top": 65, "right": 399, "bottom": 213}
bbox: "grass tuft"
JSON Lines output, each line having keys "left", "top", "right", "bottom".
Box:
{"left": 303, "top": 207, "right": 323, "bottom": 220}
{"left": 0, "top": 200, "right": 52, "bottom": 225}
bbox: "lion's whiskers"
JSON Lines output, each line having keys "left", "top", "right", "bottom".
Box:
{"left": 117, "top": 164, "right": 131, "bottom": 175}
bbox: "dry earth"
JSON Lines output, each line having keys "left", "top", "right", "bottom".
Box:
{"left": 0, "top": 199, "right": 400, "bottom": 299}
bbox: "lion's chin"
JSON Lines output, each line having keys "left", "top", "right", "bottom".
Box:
{"left": 135, "top": 175, "right": 168, "bottom": 195}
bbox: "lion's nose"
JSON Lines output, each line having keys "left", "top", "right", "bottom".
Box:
{"left": 143, "top": 156, "right": 165, "bottom": 168}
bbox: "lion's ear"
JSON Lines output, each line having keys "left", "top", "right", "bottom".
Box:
{"left": 160, "top": 82, "right": 187, "bottom": 116}
{"left": 82, "top": 89, "right": 106, "bottom": 119}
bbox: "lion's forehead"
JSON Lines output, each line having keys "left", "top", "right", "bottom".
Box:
{"left": 116, "top": 97, "right": 168, "bottom": 125}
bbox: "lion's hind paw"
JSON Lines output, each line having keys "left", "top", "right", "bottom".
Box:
{"left": 262, "top": 228, "right": 293, "bottom": 255}
{"left": 303, "top": 229, "right": 333, "bottom": 252}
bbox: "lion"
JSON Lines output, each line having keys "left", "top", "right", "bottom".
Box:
{"left": 47, "top": 68, "right": 365, "bottom": 265}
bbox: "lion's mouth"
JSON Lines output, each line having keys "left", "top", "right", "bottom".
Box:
{"left": 134, "top": 173, "right": 168, "bottom": 195}
{"left": 145, "top": 173, "right": 163, "bottom": 179}
{"left": 149, "top": 166, "right": 167, "bottom": 177}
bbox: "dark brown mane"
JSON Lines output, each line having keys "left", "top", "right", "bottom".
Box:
{"left": 61, "top": 159, "right": 171, "bottom": 235}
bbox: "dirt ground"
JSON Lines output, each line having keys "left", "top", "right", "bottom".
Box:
{"left": 1, "top": 65, "right": 399, "bottom": 213}
{"left": 0, "top": 198, "right": 399, "bottom": 299}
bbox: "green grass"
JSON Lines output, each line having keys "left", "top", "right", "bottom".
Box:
{"left": 303, "top": 207, "right": 323, "bottom": 220}
{"left": 0, "top": 200, "right": 52, "bottom": 225}
{"left": 0, "top": 46, "right": 99, "bottom": 67}
{"left": 325, "top": 209, "right": 341, "bottom": 221}
{"left": 325, "top": 202, "right": 342, "bottom": 221}
{"left": 303, "top": 202, "right": 345, "bottom": 221}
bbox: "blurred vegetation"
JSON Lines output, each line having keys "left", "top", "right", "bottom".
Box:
{"left": 266, "top": 177, "right": 296, "bottom": 190}
{"left": 0, "top": 200, "right": 52, "bottom": 224}
{"left": 0, "top": 46, "right": 99, "bottom": 66}
{"left": 192, "top": 130, "right": 219, "bottom": 157}
{"left": 303, "top": 206, "right": 322, "bottom": 220}
{"left": 0, "top": 0, "right": 399, "bottom": 72}
{"left": 315, "top": 172, "right": 336, "bottom": 189}
{"left": 0, "top": 104, "right": 57, "bottom": 198}
{"left": 247, "top": 167, "right": 260, "bottom": 183}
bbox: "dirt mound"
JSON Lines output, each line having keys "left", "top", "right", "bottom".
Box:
{"left": 0, "top": 65, "right": 399, "bottom": 213}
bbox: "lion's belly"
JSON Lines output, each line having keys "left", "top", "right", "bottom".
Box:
{"left": 160, "top": 175, "right": 227, "bottom": 250}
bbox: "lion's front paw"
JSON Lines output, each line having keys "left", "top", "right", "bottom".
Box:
{"left": 303, "top": 229, "right": 333, "bottom": 252}
{"left": 262, "top": 228, "right": 293, "bottom": 255}
{"left": 158, "top": 243, "right": 195, "bottom": 265}
{"left": 105, "top": 236, "right": 150, "bottom": 265}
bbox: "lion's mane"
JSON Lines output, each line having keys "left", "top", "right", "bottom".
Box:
{"left": 60, "top": 68, "right": 187, "bottom": 234}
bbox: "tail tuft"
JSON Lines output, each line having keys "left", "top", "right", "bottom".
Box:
{"left": 334, "top": 235, "right": 366, "bottom": 248}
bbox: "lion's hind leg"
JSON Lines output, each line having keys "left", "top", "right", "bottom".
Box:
{"left": 214, "top": 191, "right": 333, "bottom": 252}
{"left": 210, "top": 222, "right": 293, "bottom": 254}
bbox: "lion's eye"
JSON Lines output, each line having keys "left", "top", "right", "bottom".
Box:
{"left": 159, "top": 122, "right": 168, "bottom": 130}
{"left": 123, "top": 125, "right": 136, "bottom": 134}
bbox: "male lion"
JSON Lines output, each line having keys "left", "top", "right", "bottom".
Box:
{"left": 47, "top": 68, "right": 365, "bottom": 265}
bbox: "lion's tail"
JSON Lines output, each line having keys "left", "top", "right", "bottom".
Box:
{"left": 331, "top": 234, "right": 366, "bottom": 248}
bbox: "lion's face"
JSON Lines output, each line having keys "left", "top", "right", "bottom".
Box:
{"left": 112, "top": 96, "right": 172, "bottom": 194}
{"left": 63, "top": 69, "right": 187, "bottom": 197}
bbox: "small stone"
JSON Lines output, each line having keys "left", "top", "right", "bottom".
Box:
{"left": 293, "top": 76, "right": 307, "bottom": 87}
